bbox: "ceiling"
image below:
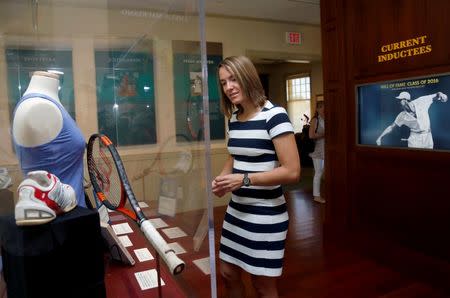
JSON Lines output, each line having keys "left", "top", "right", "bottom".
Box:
{"left": 199, "top": 0, "right": 321, "bottom": 25}
{"left": 204, "top": 0, "right": 321, "bottom": 25}
{"left": 32, "top": 0, "right": 321, "bottom": 25}
{"left": 15, "top": 0, "right": 321, "bottom": 63}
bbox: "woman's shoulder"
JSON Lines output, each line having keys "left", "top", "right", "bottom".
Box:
{"left": 262, "top": 100, "right": 288, "bottom": 115}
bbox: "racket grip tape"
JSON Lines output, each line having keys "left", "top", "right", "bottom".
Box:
{"left": 140, "top": 220, "right": 185, "bottom": 275}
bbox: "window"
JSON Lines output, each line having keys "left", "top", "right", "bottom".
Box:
{"left": 286, "top": 75, "right": 311, "bottom": 101}
{"left": 286, "top": 74, "right": 311, "bottom": 133}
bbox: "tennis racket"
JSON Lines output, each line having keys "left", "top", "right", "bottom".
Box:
{"left": 86, "top": 133, "right": 185, "bottom": 275}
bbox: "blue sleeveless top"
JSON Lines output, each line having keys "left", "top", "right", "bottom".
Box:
{"left": 13, "top": 93, "right": 86, "bottom": 207}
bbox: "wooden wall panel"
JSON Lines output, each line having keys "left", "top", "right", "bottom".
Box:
{"left": 349, "top": 0, "right": 450, "bottom": 77}
{"left": 320, "top": 0, "right": 352, "bottom": 234}
{"left": 321, "top": 25, "right": 340, "bottom": 84}
{"left": 321, "top": 0, "right": 339, "bottom": 83}
{"left": 353, "top": 149, "right": 450, "bottom": 259}
{"left": 323, "top": 89, "right": 350, "bottom": 231}
{"left": 321, "top": 0, "right": 450, "bottom": 260}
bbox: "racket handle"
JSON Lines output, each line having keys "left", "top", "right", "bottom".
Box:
{"left": 140, "top": 220, "right": 185, "bottom": 275}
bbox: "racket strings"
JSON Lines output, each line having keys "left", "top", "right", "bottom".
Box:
{"left": 90, "top": 139, "right": 123, "bottom": 208}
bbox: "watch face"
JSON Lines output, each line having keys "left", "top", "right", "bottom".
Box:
{"left": 243, "top": 175, "right": 250, "bottom": 186}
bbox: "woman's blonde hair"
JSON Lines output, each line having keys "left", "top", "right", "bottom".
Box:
{"left": 217, "top": 56, "right": 266, "bottom": 118}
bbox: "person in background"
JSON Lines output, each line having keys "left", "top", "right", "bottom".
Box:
{"left": 309, "top": 99, "right": 325, "bottom": 203}
{"left": 212, "top": 56, "right": 300, "bottom": 298}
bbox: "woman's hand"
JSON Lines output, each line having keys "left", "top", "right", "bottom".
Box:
{"left": 212, "top": 178, "right": 227, "bottom": 197}
{"left": 211, "top": 174, "right": 243, "bottom": 197}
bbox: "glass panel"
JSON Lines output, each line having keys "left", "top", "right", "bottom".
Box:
{"left": 0, "top": 1, "right": 216, "bottom": 297}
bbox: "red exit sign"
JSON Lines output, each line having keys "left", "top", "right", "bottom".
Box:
{"left": 286, "top": 31, "right": 302, "bottom": 45}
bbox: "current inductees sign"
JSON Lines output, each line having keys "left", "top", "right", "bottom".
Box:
{"left": 377, "top": 35, "right": 432, "bottom": 63}
{"left": 286, "top": 32, "right": 302, "bottom": 45}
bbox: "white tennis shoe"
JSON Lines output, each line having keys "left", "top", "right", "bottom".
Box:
{"left": 15, "top": 170, "right": 77, "bottom": 226}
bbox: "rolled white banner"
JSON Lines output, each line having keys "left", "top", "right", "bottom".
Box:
{"left": 140, "top": 220, "right": 185, "bottom": 275}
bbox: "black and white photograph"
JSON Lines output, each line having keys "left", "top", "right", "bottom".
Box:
{"left": 357, "top": 73, "right": 450, "bottom": 150}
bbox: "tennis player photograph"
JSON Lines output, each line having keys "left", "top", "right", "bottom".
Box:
{"left": 357, "top": 73, "right": 450, "bottom": 151}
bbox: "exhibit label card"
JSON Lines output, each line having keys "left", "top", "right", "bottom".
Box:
{"left": 168, "top": 242, "right": 186, "bottom": 254}
{"left": 193, "top": 257, "right": 211, "bottom": 275}
{"left": 149, "top": 218, "right": 169, "bottom": 229}
{"left": 133, "top": 248, "right": 154, "bottom": 262}
{"left": 162, "top": 227, "right": 187, "bottom": 239}
{"left": 118, "top": 235, "right": 133, "bottom": 247}
{"left": 112, "top": 222, "right": 134, "bottom": 235}
{"left": 138, "top": 201, "right": 149, "bottom": 208}
{"left": 135, "top": 269, "right": 165, "bottom": 290}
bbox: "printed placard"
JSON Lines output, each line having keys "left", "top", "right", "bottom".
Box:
{"left": 135, "top": 269, "right": 165, "bottom": 290}
{"left": 162, "top": 227, "right": 187, "bottom": 239}
{"left": 134, "top": 248, "right": 154, "bottom": 262}
{"left": 118, "top": 235, "right": 133, "bottom": 247}
{"left": 193, "top": 257, "right": 210, "bottom": 275}
{"left": 112, "top": 222, "right": 134, "bottom": 235}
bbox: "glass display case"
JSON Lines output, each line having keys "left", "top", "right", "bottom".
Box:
{"left": 0, "top": 1, "right": 218, "bottom": 297}
{"left": 0, "top": 1, "right": 322, "bottom": 297}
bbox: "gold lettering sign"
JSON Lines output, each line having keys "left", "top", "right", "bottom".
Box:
{"left": 378, "top": 35, "right": 432, "bottom": 63}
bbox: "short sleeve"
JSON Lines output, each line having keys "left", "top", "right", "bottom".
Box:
{"left": 394, "top": 112, "right": 405, "bottom": 127}
{"left": 266, "top": 107, "right": 294, "bottom": 139}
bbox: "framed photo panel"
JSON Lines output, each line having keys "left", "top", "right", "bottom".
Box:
{"left": 172, "top": 41, "right": 225, "bottom": 142}
{"left": 95, "top": 48, "right": 156, "bottom": 146}
{"left": 357, "top": 73, "right": 450, "bottom": 151}
{"left": 6, "top": 48, "right": 75, "bottom": 119}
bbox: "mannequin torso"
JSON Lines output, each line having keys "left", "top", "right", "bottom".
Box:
{"left": 13, "top": 71, "right": 63, "bottom": 147}
{"left": 12, "top": 71, "right": 86, "bottom": 207}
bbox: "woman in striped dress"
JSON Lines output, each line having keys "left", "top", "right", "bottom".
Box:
{"left": 212, "top": 56, "right": 300, "bottom": 297}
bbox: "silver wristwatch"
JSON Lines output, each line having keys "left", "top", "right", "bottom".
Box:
{"left": 243, "top": 173, "right": 251, "bottom": 187}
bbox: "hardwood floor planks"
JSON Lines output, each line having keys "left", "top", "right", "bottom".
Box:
{"left": 212, "top": 186, "right": 450, "bottom": 298}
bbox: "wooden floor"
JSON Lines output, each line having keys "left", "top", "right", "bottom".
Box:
{"left": 211, "top": 186, "right": 450, "bottom": 298}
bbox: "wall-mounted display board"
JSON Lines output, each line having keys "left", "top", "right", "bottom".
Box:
{"left": 95, "top": 49, "right": 156, "bottom": 146}
{"left": 172, "top": 41, "right": 225, "bottom": 142}
{"left": 357, "top": 73, "right": 450, "bottom": 151}
{"left": 6, "top": 48, "right": 75, "bottom": 119}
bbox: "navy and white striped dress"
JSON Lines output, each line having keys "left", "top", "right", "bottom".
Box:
{"left": 219, "top": 100, "right": 294, "bottom": 277}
